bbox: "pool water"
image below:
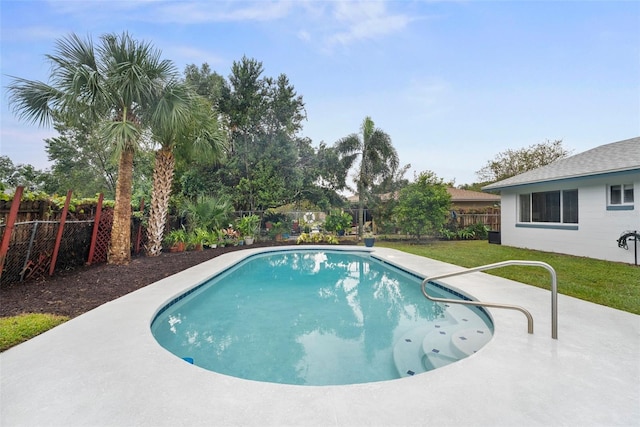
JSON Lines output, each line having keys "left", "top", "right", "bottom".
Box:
{"left": 151, "top": 250, "right": 493, "bottom": 386}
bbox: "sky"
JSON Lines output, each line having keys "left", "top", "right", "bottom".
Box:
{"left": 1, "top": 0, "right": 639, "bottom": 186}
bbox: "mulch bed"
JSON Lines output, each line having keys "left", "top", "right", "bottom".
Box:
{"left": 0, "top": 241, "right": 357, "bottom": 319}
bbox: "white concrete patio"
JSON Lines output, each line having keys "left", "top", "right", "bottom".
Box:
{"left": 1, "top": 246, "right": 639, "bottom": 426}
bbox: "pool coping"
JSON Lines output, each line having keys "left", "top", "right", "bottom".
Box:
{"left": 1, "top": 245, "right": 639, "bottom": 426}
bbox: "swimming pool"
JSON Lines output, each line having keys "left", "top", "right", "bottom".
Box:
{"left": 151, "top": 249, "right": 493, "bottom": 386}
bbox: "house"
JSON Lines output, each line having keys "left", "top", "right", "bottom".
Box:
{"left": 483, "top": 137, "right": 640, "bottom": 264}
{"left": 446, "top": 188, "right": 500, "bottom": 212}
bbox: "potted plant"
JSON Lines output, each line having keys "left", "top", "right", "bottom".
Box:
{"left": 363, "top": 232, "right": 376, "bottom": 247}
{"left": 188, "top": 228, "right": 209, "bottom": 251}
{"left": 268, "top": 221, "right": 289, "bottom": 241}
{"left": 214, "top": 229, "right": 226, "bottom": 247}
{"left": 237, "top": 214, "right": 260, "bottom": 245}
{"left": 202, "top": 229, "right": 218, "bottom": 248}
{"left": 223, "top": 226, "right": 241, "bottom": 246}
{"left": 164, "top": 228, "right": 188, "bottom": 252}
{"left": 324, "top": 210, "right": 353, "bottom": 236}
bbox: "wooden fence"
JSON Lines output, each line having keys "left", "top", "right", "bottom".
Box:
{"left": 456, "top": 213, "right": 501, "bottom": 231}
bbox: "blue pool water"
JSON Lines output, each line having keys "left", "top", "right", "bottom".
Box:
{"left": 151, "top": 250, "right": 493, "bottom": 386}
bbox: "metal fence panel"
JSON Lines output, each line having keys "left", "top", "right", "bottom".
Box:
{"left": 0, "top": 219, "right": 93, "bottom": 284}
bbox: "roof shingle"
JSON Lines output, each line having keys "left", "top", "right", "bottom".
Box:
{"left": 483, "top": 137, "right": 640, "bottom": 191}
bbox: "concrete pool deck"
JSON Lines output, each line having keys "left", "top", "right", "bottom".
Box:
{"left": 1, "top": 246, "right": 639, "bottom": 426}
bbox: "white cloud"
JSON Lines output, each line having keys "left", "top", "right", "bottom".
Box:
{"left": 0, "top": 25, "right": 63, "bottom": 43}
{"left": 44, "top": 0, "right": 292, "bottom": 25}
{"left": 326, "top": 1, "right": 411, "bottom": 47}
{"left": 297, "top": 30, "right": 311, "bottom": 42}
{"left": 150, "top": 1, "right": 293, "bottom": 24}
{"left": 164, "top": 45, "right": 226, "bottom": 69}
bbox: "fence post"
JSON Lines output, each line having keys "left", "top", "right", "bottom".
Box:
{"left": 49, "top": 190, "right": 72, "bottom": 276}
{"left": 87, "top": 193, "right": 103, "bottom": 265}
{"left": 20, "top": 221, "right": 40, "bottom": 282}
{"left": 0, "top": 186, "right": 24, "bottom": 281}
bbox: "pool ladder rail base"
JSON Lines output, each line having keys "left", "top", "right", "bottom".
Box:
{"left": 421, "top": 260, "right": 558, "bottom": 340}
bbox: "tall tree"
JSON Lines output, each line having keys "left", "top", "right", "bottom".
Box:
{"left": 7, "top": 32, "right": 180, "bottom": 264}
{"left": 146, "top": 87, "right": 226, "bottom": 256}
{"left": 183, "top": 58, "right": 307, "bottom": 211}
{"left": 395, "top": 171, "right": 451, "bottom": 241}
{"left": 183, "top": 63, "right": 227, "bottom": 107}
{"left": 476, "top": 139, "right": 570, "bottom": 183}
{"left": 335, "top": 116, "right": 399, "bottom": 236}
{"left": 0, "top": 156, "right": 47, "bottom": 191}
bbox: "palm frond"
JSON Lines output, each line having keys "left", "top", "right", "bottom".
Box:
{"left": 6, "top": 78, "right": 62, "bottom": 126}
{"left": 100, "top": 116, "right": 143, "bottom": 155}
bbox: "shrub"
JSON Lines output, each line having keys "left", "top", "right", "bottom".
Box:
{"left": 323, "top": 210, "right": 353, "bottom": 234}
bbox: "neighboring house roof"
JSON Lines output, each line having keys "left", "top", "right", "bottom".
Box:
{"left": 446, "top": 188, "right": 500, "bottom": 202}
{"left": 347, "top": 188, "right": 500, "bottom": 203}
{"left": 482, "top": 136, "right": 640, "bottom": 191}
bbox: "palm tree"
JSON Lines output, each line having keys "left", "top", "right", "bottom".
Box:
{"left": 335, "top": 116, "right": 399, "bottom": 237}
{"left": 145, "top": 87, "right": 227, "bottom": 256}
{"left": 7, "top": 32, "right": 179, "bottom": 264}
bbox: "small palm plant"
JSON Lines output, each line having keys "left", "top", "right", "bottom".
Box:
{"left": 237, "top": 214, "right": 260, "bottom": 244}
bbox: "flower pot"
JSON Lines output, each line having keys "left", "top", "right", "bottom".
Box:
{"left": 364, "top": 237, "right": 375, "bottom": 247}
{"left": 171, "top": 242, "right": 186, "bottom": 252}
{"left": 244, "top": 237, "right": 254, "bottom": 245}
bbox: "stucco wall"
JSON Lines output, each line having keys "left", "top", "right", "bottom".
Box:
{"left": 500, "top": 172, "right": 640, "bottom": 263}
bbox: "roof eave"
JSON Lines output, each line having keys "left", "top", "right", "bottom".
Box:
{"left": 482, "top": 167, "right": 640, "bottom": 192}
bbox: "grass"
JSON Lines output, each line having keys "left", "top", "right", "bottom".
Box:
{"left": 377, "top": 240, "right": 640, "bottom": 315}
{"left": 0, "top": 313, "right": 69, "bottom": 352}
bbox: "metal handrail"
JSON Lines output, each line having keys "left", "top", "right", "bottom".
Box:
{"left": 421, "top": 260, "right": 558, "bottom": 339}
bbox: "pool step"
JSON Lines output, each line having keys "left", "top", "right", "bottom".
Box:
{"left": 393, "top": 324, "right": 434, "bottom": 378}
{"left": 393, "top": 321, "right": 493, "bottom": 377}
{"left": 422, "top": 327, "right": 492, "bottom": 370}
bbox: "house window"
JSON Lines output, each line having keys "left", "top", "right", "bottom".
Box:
{"left": 532, "top": 191, "right": 560, "bottom": 222}
{"left": 609, "top": 184, "right": 634, "bottom": 206}
{"left": 519, "top": 194, "right": 530, "bottom": 222}
{"left": 562, "top": 189, "right": 578, "bottom": 223}
{"left": 518, "top": 189, "right": 578, "bottom": 224}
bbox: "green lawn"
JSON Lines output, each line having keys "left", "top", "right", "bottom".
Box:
{"left": 0, "top": 313, "right": 69, "bottom": 352}
{"left": 377, "top": 240, "right": 640, "bottom": 315}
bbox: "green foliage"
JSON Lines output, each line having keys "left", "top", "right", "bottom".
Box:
{"left": 323, "top": 210, "right": 353, "bottom": 233}
{"left": 267, "top": 221, "right": 290, "bottom": 239}
{"left": 163, "top": 227, "right": 188, "bottom": 246}
{"left": 180, "top": 195, "right": 234, "bottom": 231}
{"left": 0, "top": 155, "right": 48, "bottom": 191}
{"left": 0, "top": 313, "right": 69, "bottom": 352}
{"left": 439, "top": 222, "right": 490, "bottom": 241}
{"left": 236, "top": 214, "right": 261, "bottom": 237}
{"left": 395, "top": 171, "right": 451, "bottom": 241}
{"left": 335, "top": 116, "right": 399, "bottom": 236}
{"left": 263, "top": 209, "right": 289, "bottom": 226}
{"left": 181, "top": 58, "right": 331, "bottom": 211}
{"left": 296, "top": 232, "right": 339, "bottom": 244}
{"left": 476, "top": 139, "right": 570, "bottom": 183}
{"left": 0, "top": 189, "right": 116, "bottom": 216}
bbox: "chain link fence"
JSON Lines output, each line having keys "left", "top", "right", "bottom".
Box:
{"left": 0, "top": 219, "right": 93, "bottom": 284}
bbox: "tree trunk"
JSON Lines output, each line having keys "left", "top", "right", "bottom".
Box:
{"left": 357, "top": 182, "right": 364, "bottom": 238}
{"left": 108, "top": 149, "right": 134, "bottom": 265}
{"left": 146, "top": 148, "right": 175, "bottom": 256}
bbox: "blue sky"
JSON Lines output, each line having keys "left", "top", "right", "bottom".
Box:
{"left": 1, "top": 0, "right": 639, "bottom": 186}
